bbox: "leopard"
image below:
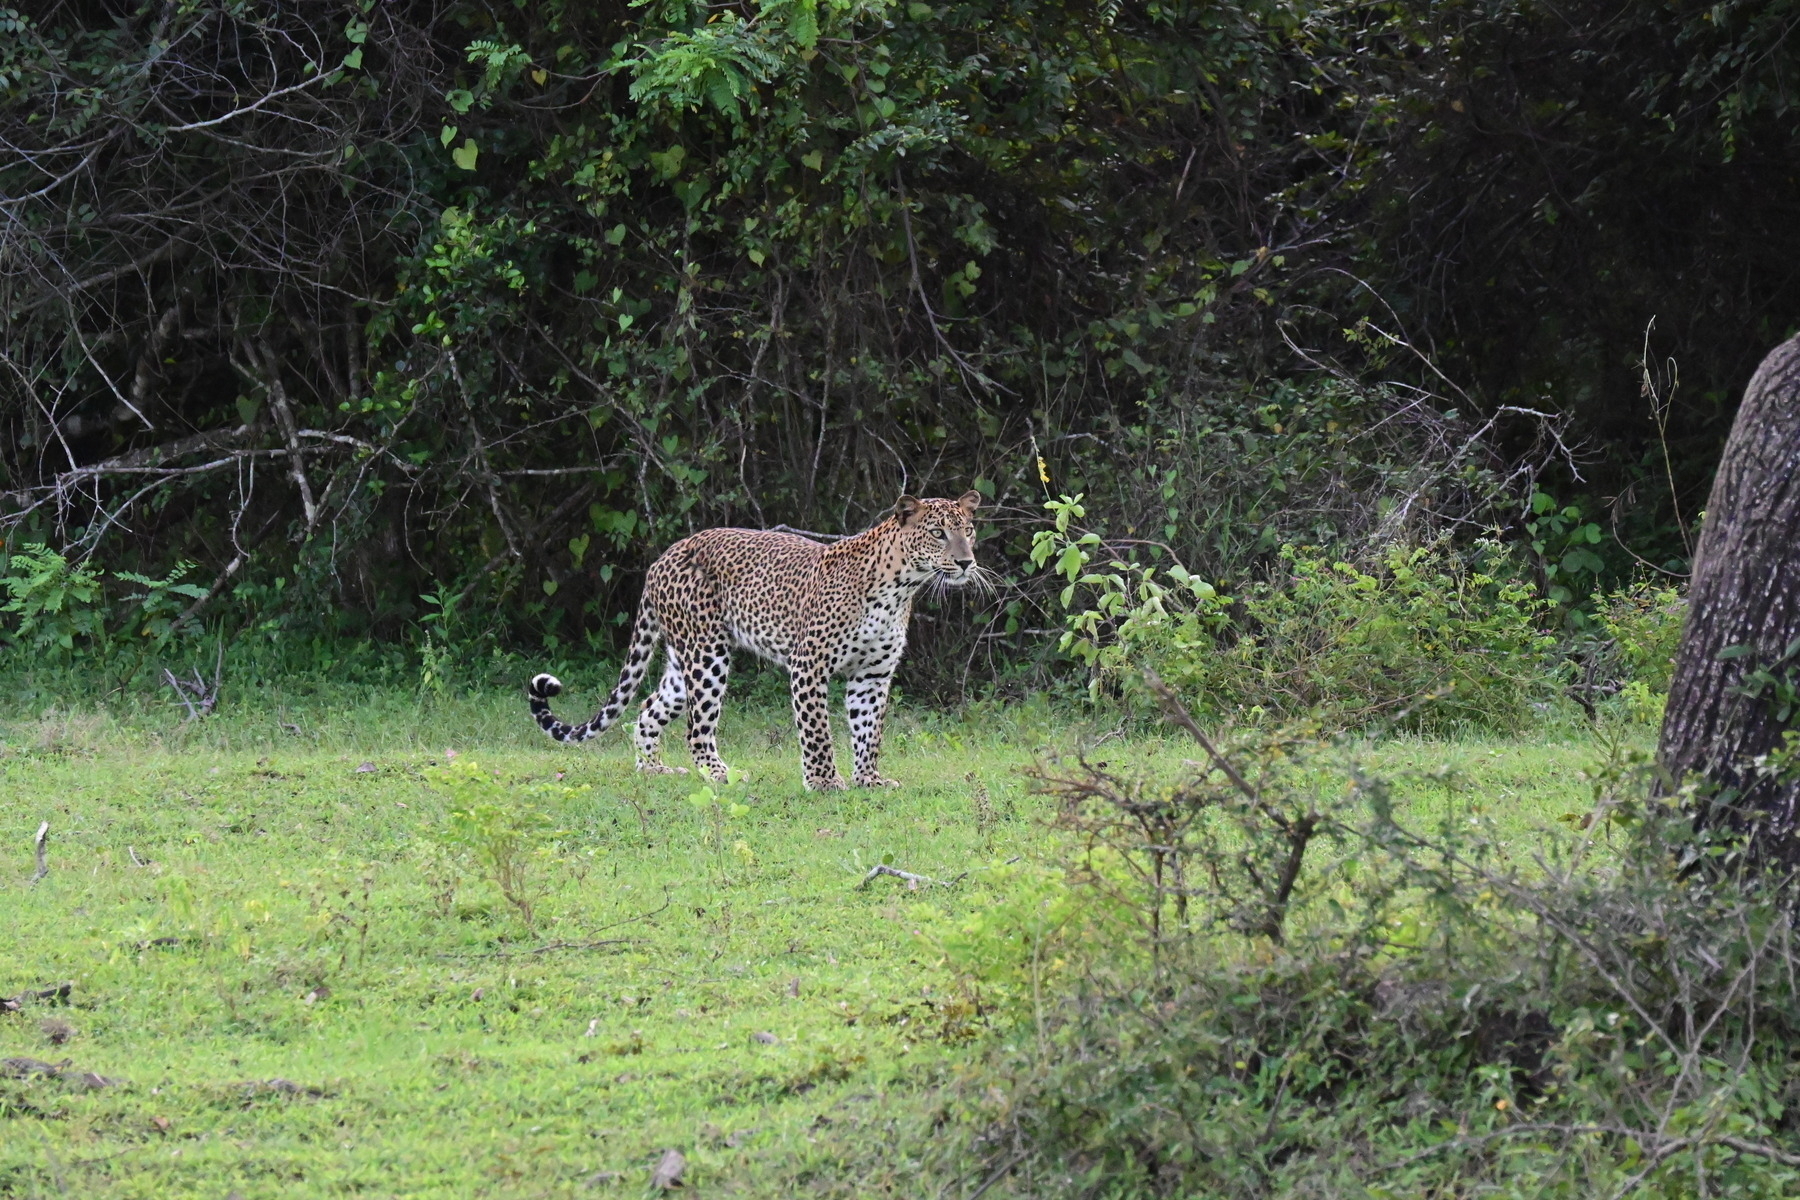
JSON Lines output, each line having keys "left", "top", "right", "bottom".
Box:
{"left": 527, "top": 492, "right": 984, "bottom": 791}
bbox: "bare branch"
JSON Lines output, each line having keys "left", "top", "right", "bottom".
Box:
{"left": 1142, "top": 669, "right": 1257, "bottom": 801}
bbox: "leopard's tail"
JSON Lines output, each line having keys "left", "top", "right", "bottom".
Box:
{"left": 527, "top": 606, "right": 662, "bottom": 743}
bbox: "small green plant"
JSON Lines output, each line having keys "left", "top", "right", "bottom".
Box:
{"left": 1, "top": 544, "right": 106, "bottom": 655}
{"left": 687, "top": 777, "right": 753, "bottom": 885}
{"left": 1598, "top": 580, "right": 1686, "bottom": 724}
{"left": 114, "top": 563, "right": 208, "bottom": 650}
{"left": 967, "top": 771, "right": 997, "bottom": 847}
{"left": 1028, "top": 493, "right": 1232, "bottom": 698}
{"left": 1726, "top": 637, "right": 1800, "bottom": 724}
{"left": 0, "top": 544, "right": 207, "bottom": 669}
{"left": 416, "top": 585, "right": 459, "bottom": 697}
{"left": 1524, "top": 489, "right": 1609, "bottom": 614}
{"left": 429, "top": 759, "right": 569, "bottom": 935}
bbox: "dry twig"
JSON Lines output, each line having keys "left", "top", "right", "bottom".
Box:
{"left": 857, "top": 863, "right": 966, "bottom": 890}
{"left": 1142, "top": 668, "right": 1256, "bottom": 799}
{"left": 163, "top": 642, "right": 224, "bottom": 721}
{"left": 29, "top": 821, "right": 49, "bottom": 885}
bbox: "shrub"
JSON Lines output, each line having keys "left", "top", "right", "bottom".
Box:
{"left": 1596, "top": 580, "right": 1687, "bottom": 725}
{"left": 1034, "top": 496, "right": 1561, "bottom": 732}
{"left": 428, "top": 759, "right": 575, "bottom": 936}
{"left": 0, "top": 544, "right": 209, "bottom": 675}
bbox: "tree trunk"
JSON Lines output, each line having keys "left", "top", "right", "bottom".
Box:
{"left": 1658, "top": 335, "right": 1800, "bottom": 853}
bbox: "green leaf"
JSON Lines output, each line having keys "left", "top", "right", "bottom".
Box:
{"left": 648, "top": 145, "right": 687, "bottom": 179}
{"left": 1055, "top": 545, "right": 1085, "bottom": 582}
{"left": 788, "top": 0, "right": 819, "bottom": 49}
{"left": 801, "top": 149, "right": 823, "bottom": 171}
{"left": 440, "top": 124, "right": 458, "bottom": 147}
{"left": 703, "top": 69, "right": 738, "bottom": 117}
{"left": 452, "top": 139, "right": 479, "bottom": 171}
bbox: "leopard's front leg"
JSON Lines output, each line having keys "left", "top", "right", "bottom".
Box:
{"left": 788, "top": 659, "right": 846, "bottom": 791}
{"left": 846, "top": 671, "right": 900, "bottom": 787}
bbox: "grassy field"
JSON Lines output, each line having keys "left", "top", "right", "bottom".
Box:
{"left": 0, "top": 681, "right": 1644, "bottom": 1197}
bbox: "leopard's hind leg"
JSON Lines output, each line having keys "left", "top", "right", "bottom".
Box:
{"left": 634, "top": 652, "right": 690, "bottom": 776}
{"left": 656, "top": 580, "right": 735, "bottom": 784}
{"left": 680, "top": 639, "right": 734, "bottom": 783}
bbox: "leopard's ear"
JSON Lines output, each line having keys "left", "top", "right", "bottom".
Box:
{"left": 893, "top": 495, "right": 923, "bottom": 526}
{"left": 956, "top": 490, "right": 981, "bottom": 515}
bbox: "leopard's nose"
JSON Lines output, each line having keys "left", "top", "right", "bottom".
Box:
{"left": 955, "top": 558, "right": 974, "bottom": 570}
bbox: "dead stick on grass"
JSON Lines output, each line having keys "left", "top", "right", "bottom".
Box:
{"left": 856, "top": 863, "right": 965, "bottom": 890}
{"left": 437, "top": 938, "right": 635, "bottom": 960}
{"left": 29, "top": 821, "right": 49, "bottom": 885}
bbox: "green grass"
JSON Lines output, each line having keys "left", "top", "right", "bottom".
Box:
{"left": 0, "top": 685, "right": 1650, "bottom": 1196}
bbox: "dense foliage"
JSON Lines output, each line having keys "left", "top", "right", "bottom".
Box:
{"left": 3, "top": 0, "right": 1794, "bottom": 690}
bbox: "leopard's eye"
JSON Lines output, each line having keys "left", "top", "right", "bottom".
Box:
{"left": 934, "top": 528, "right": 949, "bottom": 540}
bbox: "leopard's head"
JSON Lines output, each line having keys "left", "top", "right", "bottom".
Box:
{"left": 889, "top": 492, "right": 982, "bottom": 586}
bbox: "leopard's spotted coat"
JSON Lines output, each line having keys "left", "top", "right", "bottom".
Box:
{"left": 527, "top": 493, "right": 981, "bottom": 791}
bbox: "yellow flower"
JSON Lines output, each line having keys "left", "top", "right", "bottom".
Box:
{"left": 1037, "top": 455, "right": 1050, "bottom": 485}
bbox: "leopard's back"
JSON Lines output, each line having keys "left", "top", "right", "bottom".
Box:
{"left": 644, "top": 528, "right": 829, "bottom": 665}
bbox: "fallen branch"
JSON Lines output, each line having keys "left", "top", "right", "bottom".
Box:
{"left": 2, "top": 982, "right": 72, "bottom": 1013}
{"left": 162, "top": 644, "right": 223, "bottom": 721}
{"left": 964, "top": 1150, "right": 1030, "bottom": 1200}
{"left": 30, "top": 821, "right": 48, "bottom": 885}
{"left": 857, "top": 863, "right": 966, "bottom": 890}
{"left": 437, "top": 938, "right": 635, "bottom": 960}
